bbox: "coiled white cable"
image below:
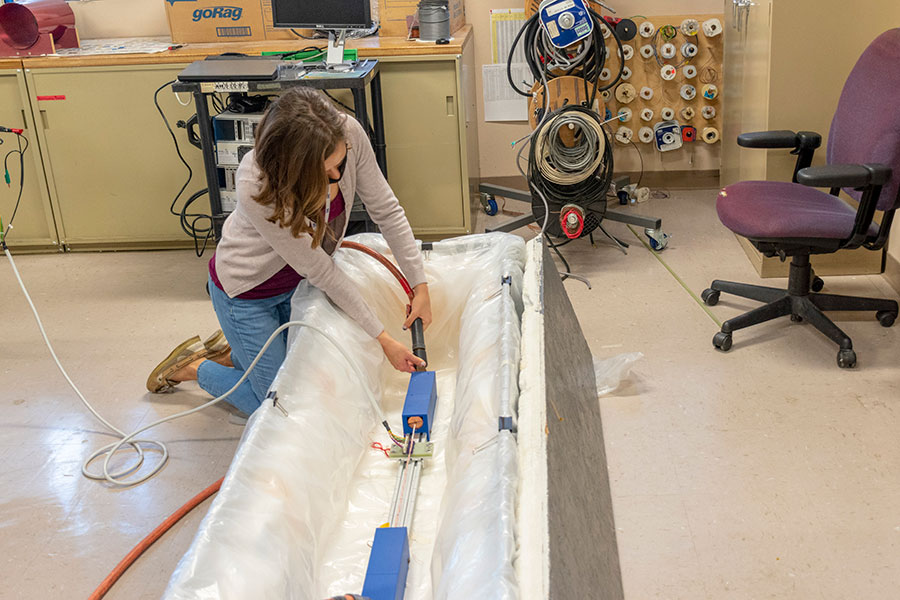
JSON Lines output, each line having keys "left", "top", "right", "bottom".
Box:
{"left": 5, "top": 246, "right": 390, "bottom": 487}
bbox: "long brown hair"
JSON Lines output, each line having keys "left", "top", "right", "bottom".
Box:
{"left": 252, "top": 88, "right": 345, "bottom": 248}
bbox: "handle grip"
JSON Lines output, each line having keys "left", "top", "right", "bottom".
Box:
{"left": 410, "top": 318, "right": 427, "bottom": 371}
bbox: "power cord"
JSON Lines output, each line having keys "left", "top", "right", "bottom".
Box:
{"left": 1, "top": 130, "right": 28, "bottom": 242}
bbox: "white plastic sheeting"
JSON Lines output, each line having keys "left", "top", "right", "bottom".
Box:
{"left": 165, "top": 233, "right": 525, "bottom": 600}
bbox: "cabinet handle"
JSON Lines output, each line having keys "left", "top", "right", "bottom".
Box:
{"left": 40, "top": 109, "right": 49, "bottom": 130}
{"left": 21, "top": 109, "right": 28, "bottom": 130}
{"left": 446, "top": 96, "right": 455, "bottom": 117}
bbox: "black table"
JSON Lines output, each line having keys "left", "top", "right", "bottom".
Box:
{"left": 172, "top": 58, "right": 386, "bottom": 238}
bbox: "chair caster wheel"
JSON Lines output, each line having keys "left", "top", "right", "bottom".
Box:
{"left": 837, "top": 348, "right": 857, "bottom": 369}
{"left": 701, "top": 288, "right": 720, "bottom": 306}
{"left": 791, "top": 314, "right": 803, "bottom": 322}
{"left": 712, "top": 331, "right": 732, "bottom": 351}
{"left": 480, "top": 193, "right": 498, "bottom": 216}
{"left": 810, "top": 276, "right": 825, "bottom": 292}
{"left": 876, "top": 310, "right": 897, "bottom": 327}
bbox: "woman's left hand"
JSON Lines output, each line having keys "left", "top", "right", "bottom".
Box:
{"left": 403, "top": 283, "right": 432, "bottom": 331}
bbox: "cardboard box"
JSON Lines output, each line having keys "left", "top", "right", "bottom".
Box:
{"left": 378, "top": 0, "right": 465, "bottom": 38}
{"left": 165, "top": 0, "right": 294, "bottom": 44}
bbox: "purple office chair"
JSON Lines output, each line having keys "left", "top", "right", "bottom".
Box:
{"left": 701, "top": 29, "right": 900, "bottom": 368}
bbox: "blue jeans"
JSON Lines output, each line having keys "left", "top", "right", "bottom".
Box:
{"left": 198, "top": 277, "right": 294, "bottom": 415}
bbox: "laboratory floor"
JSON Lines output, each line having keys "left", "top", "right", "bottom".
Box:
{"left": 2, "top": 188, "right": 899, "bottom": 599}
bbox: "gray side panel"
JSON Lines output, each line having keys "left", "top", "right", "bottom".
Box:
{"left": 542, "top": 244, "right": 624, "bottom": 600}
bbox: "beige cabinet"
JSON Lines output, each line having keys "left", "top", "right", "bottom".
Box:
{"left": 25, "top": 64, "right": 207, "bottom": 250}
{"left": 721, "top": 0, "right": 900, "bottom": 276}
{"left": 0, "top": 69, "right": 58, "bottom": 250}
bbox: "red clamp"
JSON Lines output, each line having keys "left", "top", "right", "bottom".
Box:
{"left": 560, "top": 205, "right": 585, "bottom": 239}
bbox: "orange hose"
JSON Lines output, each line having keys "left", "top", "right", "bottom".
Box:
{"left": 340, "top": 241, "right": 415, "bottom": 301}
{"left": 88, "top": 477, "right": 224, "bottom": 600}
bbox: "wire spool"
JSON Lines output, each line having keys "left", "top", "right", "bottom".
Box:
{"left": 640, "top": 107, "right": 654, "bottom": 121}
{"left": 615, "top": 18, "right": 637, "bottom": 41}
{"left": 621, "top": 66, "right": 632, "bottom": 80}
{"left": 702, "top": 83, "right": 719, "bottom": 100}
{"left": 702, "top": 126, "right": 720, "bottom": 144}
{"left": 599, "top": 67, "right": 611, "bottom": 81}
{"left": 601, "top": 89, "right": 611, "bottom": 101}
{"left": 639, "top": 86, "right": 654, "bottom": 100}
{"left": 681, "top": 106, "right": 695, "bottom": 120}
{"left": 615, "top": 83, "right": 637, "bottom": 103}
{"left": 528, "top": 75, "right": 600, "bottom": 130}
{"left": 661, "top": 106, "right": 675, "bottom": 120}
{"left": 615, "top": 126, "right": 633, "bottom": 144}
{"left": 621, "top": 44, "right": 634, "bottom": 60}
{"left": 659, "top": 24, "right": 677, "bottom": 40}
{"left": 617, "top": 107, "right": 632, "bottom": 122}
{"left": 701, "top": 105, "right": 716, "bottom": 119}
{"left": 600, "top": 21, "right": 610, "bottom": 39}
{"left": 638, "top": 126, "right": 654, "bottom": 143}
{"left": 683, "top": 64, "right": 697, "bottom": 79}
{"left": 639, "top": 44, "right": 654, "bottom": 59}
{"left": 680, "top": 18, "right": 700, "bottom": 36}
{"left": 528, "top": 105, "right": 612, "bottom": 239}
{"left": 660, "top": 42, "right": 676, "bottom": 59}
{"left": 680, "top": 84, "right": 696, "bottom": 100}
{"left": 417, "top": 2, "right": 450, "bottom": 41}
{"left": 702, "top": 18, "right": 723, "bottom": 37}
{"left": 681, "top": 42, "right": 698, "bottom": 58}
{"left": 660, "top": 64, "right": 676, "bottom": 80}
{"left": 639, "top": 21, "right": 655, "bottom": 38}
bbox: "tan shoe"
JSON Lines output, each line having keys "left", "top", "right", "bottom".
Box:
{"left": 147, "top": 336, "right": 208, "bottom": 393}
{"left": 203, "top": 329, "right": 231, "bottom": 364}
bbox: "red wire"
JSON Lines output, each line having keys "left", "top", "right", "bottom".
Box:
{"left": 88, "top": 477, "right": 224, "bottom": 600}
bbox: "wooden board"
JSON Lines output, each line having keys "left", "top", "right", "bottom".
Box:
{"left": 605, "top": 15, "right": 723, "bottom": 151}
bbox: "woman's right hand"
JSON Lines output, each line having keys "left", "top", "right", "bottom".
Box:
{"left": 377, "top": 331, "right": 426, "bottom": 373}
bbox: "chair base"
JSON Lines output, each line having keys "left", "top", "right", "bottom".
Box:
{"left": 703, "top": 255, "right": 898, "bottom": 368}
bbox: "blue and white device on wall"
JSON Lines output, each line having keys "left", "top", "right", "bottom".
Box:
{"left": 539, "top": 0, "right": 593, "bottom": 49}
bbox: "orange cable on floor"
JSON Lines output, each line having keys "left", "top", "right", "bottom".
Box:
{"left": 88, "top": 477, "right": 224, "bottom": 600}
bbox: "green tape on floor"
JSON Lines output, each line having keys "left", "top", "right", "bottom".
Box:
{"left": 626, "top": 224, "right": 723, "bottom": 328}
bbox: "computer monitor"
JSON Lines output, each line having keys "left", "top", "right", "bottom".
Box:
{"left": 271, "top": 0, "right": 372, "bottom": 67}
{"left": 271, "top": 0, "right": 372, "bottom": 30}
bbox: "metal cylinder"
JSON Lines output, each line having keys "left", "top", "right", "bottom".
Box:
{"left": 0, "top": 0, "right": 75, "bottom": 50}
{"left": 417, "top": 2, "right": 449, "bottom": 41}
{"left": 410, "top": 318, "right": 427, "bottom": 369}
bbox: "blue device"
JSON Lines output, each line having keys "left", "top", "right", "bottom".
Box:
{"left": 402, "top": 371, "right": 437, "bottom": 439}
{"left": 361, "top": 527, "right": 410, "bottom": 600}
{"left": 538, "top": 0, "right": 593, "bottom": 49}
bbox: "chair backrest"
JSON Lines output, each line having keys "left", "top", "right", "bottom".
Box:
{"left": 828, "top": 28, "right": 900, "bottom": 212}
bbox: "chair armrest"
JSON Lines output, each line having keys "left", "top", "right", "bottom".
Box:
{"left": 737, "top": 130, "right": 822, "bottom": 150}
{"left": 796, "top": 163, "right": 892, "bottom": 188}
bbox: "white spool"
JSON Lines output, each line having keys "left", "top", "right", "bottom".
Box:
{"left": 702, "top": 127, "right": 720, "bottom": 143}
{"left": 683, "top": 65, "right": 697, "bottom": 79}
{"left": 681, "top": 43, "right": 698, "bottom": 58}
{"left": 640, "top": 108, "right": 654, "bottom": 121}
{"left": 600, "top": 22, "right": 611, "bottom": 39}
{"left": 661, "top": 107, "right": 675, "bottom": 120}
{"left": 639, "top": 86, "right": 654, "bottom": 100}
{"left": 621, "top": 66, "right": 632, "bottom": 80}
{"left": 681, "top": 19, "right": 700, "bottom": 36}
{"left": 660, "top": 43, "right": 676, "bottom": 59}
{"left": 616, "top": 126, "right": 634, "bottom": 144}
{"left": 601, "top": 90, "right": 611, "bottom": 101}
{"left": 638, "top": 126, "right": 654, "bottom": 143}
{"left": 621, "top": 44, "right": 634, "bottom": 60}
{"left": 639, "top": 44, "right": 655, "bottom": 59}
{"left": 617, "top": 107, "right": 632, "bottom": 122}
{"left": 615, "top": 83, "right": 637, "bottom": 104}
{"left": 702, "top": 18, "right": 723, "bottom": 37}
{"left": 681, "top": 106, "right": 695, "bottom": 120}
{"left": 680, "top": 84, "right": 696, "bottom": 100}
{"left": 639, "top": 21, "right": 655, "bottom": 38}
{"left": 599, "top": 67, "right": 612, "bottom": 81}
{"left": 702, "top": 83, "right": 719, "bottom": 100}
{"left": 660, "top": 64, "right": 676, "bottom": 80}
{"left": 701, "top": 105, "right": 717, "bottom": 119}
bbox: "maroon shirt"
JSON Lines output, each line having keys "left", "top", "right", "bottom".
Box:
{"left": 209, "top": 191, "right": 346, "bottom": 299}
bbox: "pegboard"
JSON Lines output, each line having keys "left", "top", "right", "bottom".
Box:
{"left": 602, "top": 14, "right": 724, "bottom": 150}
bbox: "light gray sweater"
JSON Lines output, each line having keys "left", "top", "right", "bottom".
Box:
{"left": 214, "top": 116, "right": 426, "bottom": 338}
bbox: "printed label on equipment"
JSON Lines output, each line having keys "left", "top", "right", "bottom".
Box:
{"left": 220, "top": 191, "right": 237, "bottom": 213}
{"left": 545, "top": 20, "right": 560, "bottom": 38}
{"left": 574, "top": 22, "right": 591, "bottom": 36}
{"left": 214, "top": 81, "right": 249, "bottom": 93}
{"left": 545, "top": 0, "right": 575, "bottom": 16}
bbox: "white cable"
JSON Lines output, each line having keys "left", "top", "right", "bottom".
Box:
{"left": 174, "top": 91, "right": 191, "bottom": 106}
{"left": 5, "top": 246, "right": 390, "bottom": 487}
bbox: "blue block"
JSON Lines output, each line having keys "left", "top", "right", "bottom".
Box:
{"left": 361, "top": 527, "right": 410, "bottom": 600}
{"left": 402, "top": 371, "right": 437, "bottom": 440}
